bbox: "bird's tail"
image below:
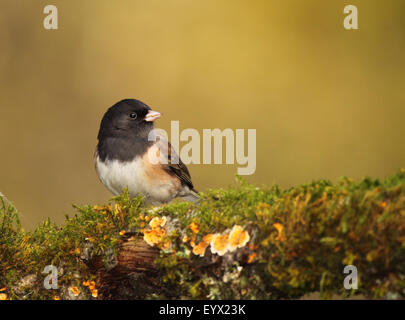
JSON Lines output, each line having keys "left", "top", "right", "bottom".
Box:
{"left": 182, "top": 189, "right": 200, "bottom": 203}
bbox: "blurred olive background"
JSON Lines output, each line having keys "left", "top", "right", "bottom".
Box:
{"left": 0, "top": 0, "right": 404, "bottom": 228}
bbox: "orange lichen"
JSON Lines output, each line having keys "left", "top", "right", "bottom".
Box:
{"left": 228, "top": 225, "right": 250, "bottom": 252}
{"left": 190, "top": 234, "right": 212, "bottom": 257}
{"left": 88, "top": 281, "right": 96, "bottom": 290}
{"left": 91, "top": 289, "right": 98, "bottom": 298}
{"left": 210, "top": 233, "right": 229, "bottom": 256}
{"left": 83, "top": 281, "right": 98, "bottom": 297}
{"left": 248, "top": 252, "right": 257, "bottom": 264}
{"left": 53, "top": 295, "right": 60, "bottom": 300}
{"left": 119, "top": 230, "right": 126, "bottom": 236}
{"left": 249, "top": 243, "right": 258, "bottom": 251}
{"left": 273, "top": 223, "right": 286, "bottom": 241}
{"left": 192, "top": 241, "right": 209, "bottom": 257}
{"left": 182, "top": 235, "right": 189, "bottom": 243}
{"left": 69, "top": 286, "right": 80, "bottom": 297}
{"left": 143, "top": 217, "right": 169, "bottom": 248}
{"left": 149, "top": 216, "right": 167, "bottom": 229}
{"left": 189, "top": 222, "right": 199, "bottom": 234}
{"left": 143, "top": 227, "right": 166, "bottom": 246}
{"left": 202, "top": 234, "right": 213, "bottom": 243}
{"left": 189, "top": 235, "right": 196, "bottom": 248}
{"left": 0, "top": 293, "right": 7, "bottom": 300}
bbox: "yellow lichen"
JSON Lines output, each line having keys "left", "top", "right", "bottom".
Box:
{"left": 143, "top": 227, "right": 166, "bottom": 246}
{"left": 143, "top": 217, "right": 169, "bottom": 248}
{"left": 149, "top": 216, "right": 167, "bottom": 229}
{"left": 210, "top": 233, "right": 229, "bottom": 256}
{"left": 228, "top": 225, "right": 250, "bottom": 252}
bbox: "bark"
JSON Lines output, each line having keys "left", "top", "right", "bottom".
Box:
{"left": 87, "top": 233, "right": 160, "bottom": 299}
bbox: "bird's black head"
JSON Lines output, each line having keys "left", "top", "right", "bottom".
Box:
{"left": 97, "top": 99, "right": 161, "bottom": 141}
{"left": 96, "top": 99, "right": 162, "bottom": 162}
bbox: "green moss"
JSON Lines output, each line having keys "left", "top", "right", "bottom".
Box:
{"left": 1, "top": 170, "right": 405, "bottom": 299}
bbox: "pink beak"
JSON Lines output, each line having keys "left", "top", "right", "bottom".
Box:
{"left": 145, "top": 110, "right": 161, "bottom": 122}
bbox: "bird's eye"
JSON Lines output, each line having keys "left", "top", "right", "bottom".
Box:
{"left": 129, "top": 112, "right": 137, "bottom": 119}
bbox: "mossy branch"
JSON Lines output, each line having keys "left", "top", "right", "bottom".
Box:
{"left": 1, "top": 170, "right": 405, "bottom": 300}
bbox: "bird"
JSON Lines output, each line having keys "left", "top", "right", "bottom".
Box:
{"left": 95, "top": 98, "right": 199, "bottom": 204}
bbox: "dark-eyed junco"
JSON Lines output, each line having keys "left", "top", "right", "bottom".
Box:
{"left": 95, "top": 99, "right": 199, "bottom": 204}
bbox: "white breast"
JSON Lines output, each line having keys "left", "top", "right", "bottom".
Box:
{"left": 95, "top": 155, "right": 179, "bottom": 204}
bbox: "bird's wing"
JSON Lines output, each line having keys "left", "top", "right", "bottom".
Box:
{"left": 154, "top": 135, "right": 195, "bottom": 191}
